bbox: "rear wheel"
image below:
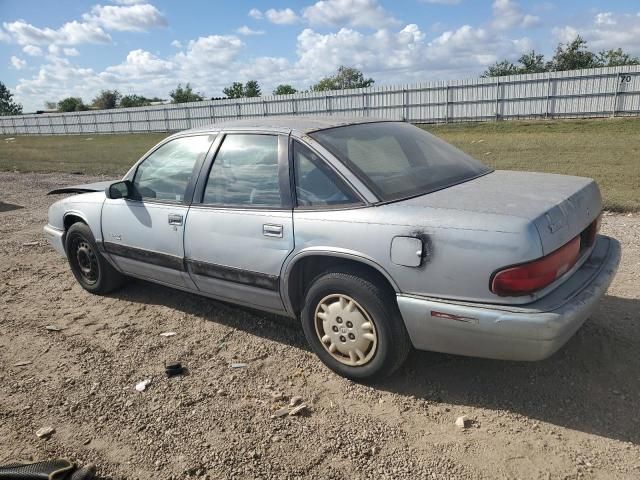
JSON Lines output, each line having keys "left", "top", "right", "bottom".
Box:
{"left": 301, "top": 270, "right": 411, "bottom": 380}
{"left": 65, "top": 222, "right": 125, "bottom": 294}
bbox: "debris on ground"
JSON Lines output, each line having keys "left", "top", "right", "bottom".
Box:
{"left": 22, "top": 241, "right": 40, "bottom": 247}
{"left": 230, "top": 362, "right": 247, "bottom": 368}
{"left": 165, "top": 361, "right": 184, "bottom": 377}
{"left": 35, "top": 427, "right": 55, "bottom": 439}
{"left": 159, "top": 331, "right": 176, "bottom": 337}
{"left": 271, "top": 407, "right": 289, "bottom": 419}
{"left": 289, "top": 395, "right": 302, "bottom": 407}
{"left": 455, "top": 415, "right": 469, "bottom": 429}
{"left": 44, "top": 325, "right": 66, "bottom": 332}
{"left": 135, "top": 379, "right": 151, "bottom": 392}
{"left": 13, "top": 361, "right": 32, "bottom": 367}
{"left": 288, "top": 404, "right": 308, "bottom": 416}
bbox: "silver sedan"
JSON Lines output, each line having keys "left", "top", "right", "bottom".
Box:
{"left": 44, "top": 117, "right": 621, "bottom": 380}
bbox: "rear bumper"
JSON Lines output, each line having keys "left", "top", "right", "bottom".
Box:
{"left": 43, "top": 224, "right": 66, "bottom": 256}
{"left": 397, "top": 235, "right": 621, "bottom": 361}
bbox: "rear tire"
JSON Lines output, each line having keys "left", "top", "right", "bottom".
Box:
{"left": 301, "top": 269, "right": 411, "bottom": 380}
{"left": 65, "top": 222, "right": 125, "bottom": 294}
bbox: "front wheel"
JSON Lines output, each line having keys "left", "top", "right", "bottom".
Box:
{"left": 65, "top": 222, "right": 125, "bottom": 294}
{"left": 301, "top": 270, "right": 411, "bottom": 380}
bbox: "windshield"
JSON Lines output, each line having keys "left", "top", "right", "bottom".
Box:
{"left": 310, "top": 122, "right": 491, "bottom": 202}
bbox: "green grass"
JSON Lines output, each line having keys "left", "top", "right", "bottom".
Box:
{"left": 0, "top": 133, "right": 169, "bottom": 176}
{"left": 1, "top": 117, "right": 638, "bottom": 211}
{"left": 421, "top": 118, "right": 640, "bottom": 212}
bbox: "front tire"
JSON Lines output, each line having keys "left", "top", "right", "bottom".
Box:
{"left": 65, "top": 222, "right": 125, "bottom": 294}
{"left": 301, "top": 270, "right": 411, "bottom": 380}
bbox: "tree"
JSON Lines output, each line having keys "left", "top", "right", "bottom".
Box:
{"left": 596, "top": 48, "right": 640, "bottom": 67}
{"left": 223, "top": 82, "right": 245, "bottom": 99}
{"left": 57, "top": 97, "right": 86, "bottom": 112}
{"left": 0, "top": 81, "right": 23, "bottom": 116}
{"left": 120, "top": 94, "right": 151, "bottom": 108}
{"left": 244, "top": 80, "right": 261, "bottom": 97}
{"left": 223, "top": 80, "right": 262, "bottom": 98}
{"left": 481, "top": 60, "right": 520, "bottom": 78}
{"left": 169, "top": 83, "right": 204, "bottom": 104}
{"left": 92, "top": 89, "right": 121, "bottom": 110}
{"left": 44, "top": 101, "right": 57, "bottom": 110}
{"left": 547, "top": 36, "right": 598, "bottom": 72}
{"left": 311, "top": 66, "right": 375, "bottom": 91}
{"left": 273, "top": 84, "right": 298, "bottom": 95}
{"left": 518, "top": 50, "right": 547, "bottom": 73}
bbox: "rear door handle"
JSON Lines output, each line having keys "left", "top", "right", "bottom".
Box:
{"left": 168, "top": 214, "right": 183, "bottom": 226}
{"left": 263, "top": 224, "right": 283, "bottom": 238}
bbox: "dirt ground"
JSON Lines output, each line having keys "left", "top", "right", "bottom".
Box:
{"left": 1, "top": 172, "right": 639, "bottom": 480}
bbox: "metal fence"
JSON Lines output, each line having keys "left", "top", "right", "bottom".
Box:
{"left": 2, "top": 65, "right": 640, "bottom": 135}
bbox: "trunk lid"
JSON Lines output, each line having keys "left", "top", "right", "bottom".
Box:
{"left": 399, "top": 170, "right": 601, "bottom": 254}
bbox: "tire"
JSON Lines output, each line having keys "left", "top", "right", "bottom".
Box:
{"left": 65, "top": 222, "right": 125, "bottom": 294}
{"left": 301, "top": 269, "right": 411, "bottom": 380}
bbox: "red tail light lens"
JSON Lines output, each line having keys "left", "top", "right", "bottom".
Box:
{"left": 491, "top": 236, "right": 581, "bottom": 296}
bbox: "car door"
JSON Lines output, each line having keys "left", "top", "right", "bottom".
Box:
{"left": 184, "top": 132, "right": 293, "bottom": 312}
{"left": 101, "top": 134, "right": 215, "bottom": 288}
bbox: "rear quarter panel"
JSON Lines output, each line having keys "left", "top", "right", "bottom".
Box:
{"left": 289, "top": 205, "right": 543, "bottom": 304}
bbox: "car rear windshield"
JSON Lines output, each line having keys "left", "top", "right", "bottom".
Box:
{"left": 310, "top": 122, "right": 491, "bottom": 202}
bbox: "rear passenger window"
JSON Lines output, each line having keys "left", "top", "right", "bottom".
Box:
{"left": 203, "top": 135, "right": 281, "bottom": 207}
{"left": 293, "top": 141, "right": 360, "bottom": 207}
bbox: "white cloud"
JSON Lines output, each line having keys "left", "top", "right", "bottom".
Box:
{"left": 112, "top": 0, "right": 147, "bottom": 4}
{"left": 595, "top": 12, "right": 616, "bottom": 26}
{"left": 265, "top": 8, "right": 300, "bottom": 25}
{"left": 236, "top": 25, "right": 265, "bottom": 36}
{"left": 248, "top": 8, "right": 263, "bottom": 20}
{"left": 22, "top": 45, "right": 43, "bottom": 56}
{"left": 171, "top": 39, "right": 182, "bottom": 48}
{"left": 303, "top": 0, "right": 398, "bottom": 29}
{"left": 82, "top": 3, "right": 167, "bottom": 32}
{"left": 64, "top": 47, "right": 80, "bottom": 56}
{"left": 105, "top": 49, "right": 174, "bottom": 77}
{"left": 554, "top": 12, "right": 640, "bottom": 53}
{"left": 174, "top": 35, "right": 245, "bottom": 69}
{"left": 491, "top": 0, "right": 540, "bottom": 31}
{"left": 10, "top": 56, "right": 27, "bottom": 69}
{"left": 3, "top": 19, "right": 111, "bottom": 46}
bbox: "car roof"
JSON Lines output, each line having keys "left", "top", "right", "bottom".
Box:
{"left": 181, "top": 116, "right": 394, "bottom": 136}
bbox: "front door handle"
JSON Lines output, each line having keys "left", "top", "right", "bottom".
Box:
{"left": 168, "top": 214, "right": 183, "bottom": 226}
{"left": 263, "top": 224, "right": 283, "bottom": 238}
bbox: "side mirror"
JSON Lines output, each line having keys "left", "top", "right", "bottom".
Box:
{"left": 105, "top": 180, "right": 133, "bottom": 200}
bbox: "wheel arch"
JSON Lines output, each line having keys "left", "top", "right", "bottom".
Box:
{"left": 282, "top": 249, "right": 400, "bottom": 317}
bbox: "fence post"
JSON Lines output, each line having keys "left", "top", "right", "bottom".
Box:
{"left": 545, "top": 74, "right": 552, "bottom": 119}
{"left": 445, "top": 84, "right": 450, "bottom": 123}
{"left": 163, "top": 107, "right": 169, "bottom": 132}
{"left": 362, "top": 91, "right": 368, "bottom": 117}
{"left": 236, "top": 102, "right": 241, "bottom": 119}
{"left": 185, "top": 106, "right": 191, "bottom": 129}
{"left": 326, "top": 95, "right": 331, "bottom": 114}
{"left": 93, "top": 112, "right": 98, "bottom": 133}
{"left": 126, "top": 110, "right": 132, "bottom": 132}
{"left": 145, "top": 108, "right": 151, "bottom": 132}
{"left": 11, "top": 116, "right": 17, "bottom": 135}
{"left": 292, "top": 97, "right": 297, "bottom": 115}
{"left": 209, "top": 104, "right": 216, "bottom": 124}
{"left": 611, "top": 72, "right": 621, "bottom": 117}
{"left": 495, "top": 78, "right": 500, "bottom": 121}
{"left": 62, "top": 115, "right": 68, "bottom": 134}
{"left": 263, "top": 99, "right": 268, "bottom": 117}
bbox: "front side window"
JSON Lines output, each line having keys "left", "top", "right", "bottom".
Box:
{"left": 203, "top": 134, "right": 281, "bottom": 207}
{"left": 133, "top": 135, "right": 212, "bottom": 202}
{"left": 293, "top": 141, "right": 360, "bottom": 207}
{"left": 310, "top": 122, "right": 491, "bottom": 202}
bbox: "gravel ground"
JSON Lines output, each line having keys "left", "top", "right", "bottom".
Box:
{"left": 1, "top": 172, "right": 639, "bottom": 480}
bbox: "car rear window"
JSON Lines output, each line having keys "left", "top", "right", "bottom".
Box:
{"left": 310, "top": 122, "right": 491, "bottom": 202}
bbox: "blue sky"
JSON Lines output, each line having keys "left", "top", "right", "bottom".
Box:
{"left": 2, "top": 0, "right": 640, "bottom": 112}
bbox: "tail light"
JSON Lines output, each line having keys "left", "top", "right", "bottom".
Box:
{"left": 491, "top": 236, "right": 581, "bottom": 296}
